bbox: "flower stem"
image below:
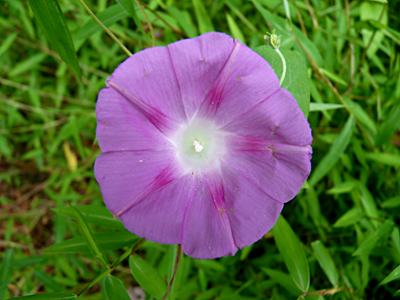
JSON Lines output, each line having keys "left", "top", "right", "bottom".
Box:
{"left": 275, "top": 48, "right": 286, "bottom": 86}
{"left": 161, "top": 244, "right": 182, "bottom": 300}
{"left": 77, "top": 0, "right": 133, "bottom": 57}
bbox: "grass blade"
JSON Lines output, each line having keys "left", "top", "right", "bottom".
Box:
{"left": 309, "top": 116, "right": 355, "bottom": 187}
{"left": 311, "top": 241, "right": 339, "bottom": 287}
{"left": 192, "top": 0, "right": 214, "bottom": 34}
{"left": 273, "top": 215, "right": 310, "bottom": 293}
{"left": 69, "top": 204, "right": 109, "bottom": 267}
{"left": 7, "top": 293, "right": 77, "bottom": 299}
{"left": 42, "top": 230, "right": 138, "bottom": 253}
{"left": 28, "top": 0, "right": 81, "bottom": 78}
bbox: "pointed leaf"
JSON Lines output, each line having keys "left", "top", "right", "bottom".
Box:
{"left": 42, "top": 230, "right": 138, "bottom": 253}
{"left": 28, "top": 0, "right": 81, "bottom": 78}
{"left": 353, "top": 220, "right": 394, "bottom": 256}
{"left": 52, "top": 205, "right": 125, "bottom": 229}
{"left": 33, "top": 270, "right": 63, "bottom": 292}
{"left": 104, "top": 275, "right": 131, "bottom": 300}
{"left": 309, "top": 103, "right": 347, "bottom": 112}
{"left": 309, "top": 116, "right": 355, "bottom": 187}
{"left": 192, "top": 0, "right": 214, "bottom": 34}
{"left": 7, "top": 293, "right": 77, "bottom": 299}
{"left": 333, "top": 208, "right": 364, "bottom": 228}
{"left": 129, "top": 255, "right": 167, "bottom": 299}
{"left": 262, "top": 268, "right": 301, "bottom": 296}
{"left": 0, "top": 249, "right": 13, "bottom": 299}
{"left": 226, "top": 13, "right": 246, "bottom": 44}
{"left": 311, "top": 241, "right": 339, "bottom": 287}
{"left": 255, "top": 46, "right": 310, "bottom": 117}
{"left": 69, "top": 204, "right": 109, "bottom": 267}
{"left": 73, "top": 5, "right": 128, "bottom": 41}
{"left": 273, "top": 215, "right": 310, "bottom": 292}
{"left": 380, "top": 265, "right": 400, "bottom": 285}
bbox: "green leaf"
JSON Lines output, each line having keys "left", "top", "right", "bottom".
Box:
{"left": 0, "top": 33, "right": 17, "bottom": 56}
{"left": 308, "top": 116, "right": 355, "bottom": 187}
{"left": 326, "top": 181, "right": 356, "bottom": 194}
{"left": 104, "top": 275, "right": 132, "bottom": 300}
{"left": 7, "top": 292, "right": 77, "bottom": 299}
{"left": 192, "top": 0, "right": 215, "bottom": 34}
{"left": 364, "top": 152, "right": 400, "bottom": 167}
{"left": 42, "top": 230, "right": 138, "bottom": 253}
{"left": 252, "top": 0, "right": 323, "bottom": 66}
{"left": 9, "top": 53, "right": 47, "bottom": 77}
{"left": 254, "top": 45, "right": 310, "bottom": 118}
{"left": 311, "top": 241, "right": 339, "bottom": 287}
{"left": 129, "top": 255, "right": 167, "bottom": 299}
{"left": 27, "top": 0, "right": 81, "bottom": 78}
{"left": 353, "top": 220, "right": 394, "bottom": 256}
{"left": 116, "top": 0, "right": 147, "bottom": 39}
{"left": 167, "top": 6, "right": 198, "bottom": 38}
{"left": 375, "top": 104, "right": 400, "bottom": 147}
{"left": 381, "top": 196, "right": 400, "bottom": 208}
{"left": 52, "top": 205, "right": 125, "bottom": 230}
{"left": 273, "top": 215, "right": 310, "bottom": 292}
{"left": 73, "top": 4, "right": 129, "bottom": 41}
{"left": 261, "top": 268, "right": 302, "bottom": 296}
{"left": 380, "top": 265, "right": 400, "bottom": 285}
{"left": 333, "top": 208, "right": 363, "bottom": 228}
{"left": 0, "top": 249, "right": 13, "bottom": 299}
{"left": 309, "top": 103, "right": 347, "bottom": 112}
{"left": 319, "top": 68, "right": 347, "bottom": 86}
{"left": 343, "top": 97, "right": 377, "bottom": 134}
{"left": 33, "top": 270, "right": 63, "bottom": 292}
{"left": 69, "top": 204, "right": 109, "bottom": 267}
{"left": 226, "top": 12, "right": 246, "bottom": 44}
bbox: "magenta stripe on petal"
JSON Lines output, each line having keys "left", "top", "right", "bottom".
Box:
{"left": 220, "top": 161, "right": 283, "bottom": 248}
{"left": 182, "top": 172, "right": 238, "bottom": 259}
{"left": 96, "top": 87, "right": 172, "bottom": 153}
{"left": 168, "top": 32, "right": 235, "bottom": 119}
{"left": 119, "top": 173, "right": 194, "bottom": 245}
{"left": 107, "top": 46, "right": 187, "bottom": 135}
{"left": 94, "top": 151, "right": 184, "bottom": 217}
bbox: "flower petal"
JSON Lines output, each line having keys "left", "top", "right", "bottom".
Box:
{"left": 94, "top": 150, "right": 183, "bottom": 217}
{"left": 119, "top": 174, "right": 194, "bottom": 244}
{"left": 106, "top": 47, "right": 187, "bottom": 134}
{"left": 182, "top": 171, "right": 237, "bottom": 259}
{"left": 168, "top": 32, "right": 235, "bottom": 119}
{"left": 220, "top": 161, "right": 284, "bottom": 248}
{"left": 197, "top": 40, "right": 280, "bottom": 125}
{"left": 223, "top": 135, "right": 312, "bottom": 203}
{"left": 96, "top": 87, "right": 172, "bottom": 152}
{"left": 220, "top": 88, "right": 312, "bottom": 146}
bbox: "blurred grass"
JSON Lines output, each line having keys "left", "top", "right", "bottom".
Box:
{"left": 1, "top": 0, "right": 400, "bottom": 299}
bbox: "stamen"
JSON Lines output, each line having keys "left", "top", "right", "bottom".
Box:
{"left": 193, "top": 140, "right": 203, "bottom": 152}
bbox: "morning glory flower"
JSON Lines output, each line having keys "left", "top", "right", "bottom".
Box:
{"left": 94, "top": 32, "right": 312, "bottom": 259}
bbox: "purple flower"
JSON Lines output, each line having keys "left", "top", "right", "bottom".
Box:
{"left": 94, "top": 32, "right": 312, "bottom": 259}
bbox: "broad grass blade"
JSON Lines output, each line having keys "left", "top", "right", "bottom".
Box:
{"left": 311, "top": 241, "right": 339, "bottom": 287}
{"left": 309, "top": 116, "right": 355, "bottom": 187}
{"left": 273, "top": 215, "right": 310, "bottom": 293}
{"left": 28, "top": 0, "right": 81, "bottom": 78}
{"left": 129, "top": 255, "right": 167, "bottom": 299}
{"left": 69, "top": 204, "right": 109, "bottom": 267}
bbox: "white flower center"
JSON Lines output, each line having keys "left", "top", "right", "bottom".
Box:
{"left": 171, "top": 119, "right": 226, "bottom": 173}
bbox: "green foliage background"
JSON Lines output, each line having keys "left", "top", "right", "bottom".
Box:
{"left": 1, "top": 0, "right": 400, "bottom": 299}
